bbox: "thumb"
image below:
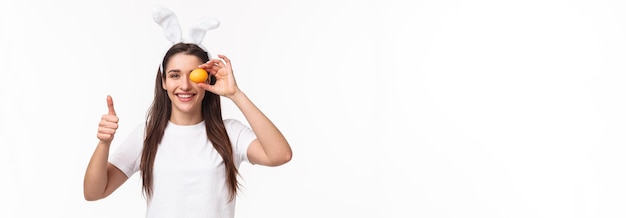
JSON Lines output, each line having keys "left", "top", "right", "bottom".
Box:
{"left": 197, "top": 83, "right": 218, "bottom": 95}
{"left": 107, "top": 95, "right": 116, "bottom": 115}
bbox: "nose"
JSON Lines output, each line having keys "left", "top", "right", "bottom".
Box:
{"left": 180, "top": 73, "right": 192, "bottom": 90}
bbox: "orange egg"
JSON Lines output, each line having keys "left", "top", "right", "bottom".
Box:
{"left": 190, "top": 68, "right": 208, "bottom": 83}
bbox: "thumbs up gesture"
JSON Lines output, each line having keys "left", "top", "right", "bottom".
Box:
{"left": 97, "top": 95, "right": 119, "bottom": 143}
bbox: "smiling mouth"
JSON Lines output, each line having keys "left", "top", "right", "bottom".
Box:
{"left": 176, "top": 94, "right": 196, "bottom": 99}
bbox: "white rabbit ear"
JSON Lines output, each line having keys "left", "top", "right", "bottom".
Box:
{"left": 152, "top": 6, "right": 183, "bottom": 44}
{"left": 188, "top": 17, "right": 220, "bottom": 45}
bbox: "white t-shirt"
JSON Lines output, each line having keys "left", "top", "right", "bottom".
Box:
{"left": 110, "top": 119, "right": 256, "bottom": 218}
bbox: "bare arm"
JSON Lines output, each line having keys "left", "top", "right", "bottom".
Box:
{"left": 198, "top": 54, "right": 292, "bottom": 166}
{"left": 83, "top": 95, "right": 129, "bottom": 201}
{"left": 230, "top": 91, "right": 292, "bottom": 166}
{"left": 83, "top": 142, "right": 128, "bottom": 201}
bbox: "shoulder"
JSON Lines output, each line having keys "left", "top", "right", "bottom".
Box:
{"left": 120, "top": 122, "right": 146, "bottom": 142}
{"left": 223, "top": 118, "right": 247, "bottom": 129}
{"left": 132, "top": 122, "right": 147, "bottom": 135}
{"left": 222, "top": 119, "right": 254, "bottom": 138}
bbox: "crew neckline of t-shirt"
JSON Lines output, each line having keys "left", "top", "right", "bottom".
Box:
{"left": 166, "top": 120, "right": 205, "bottom": 134}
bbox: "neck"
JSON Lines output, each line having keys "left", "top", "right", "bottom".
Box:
{"left": 169, "top": 111, "right": 203, "bottom": 125}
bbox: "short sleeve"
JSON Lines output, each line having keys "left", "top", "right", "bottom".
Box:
{"left": 224, "top": 119, "right": 257, "bottom": 166}
{"left": 109, "top": 123, "right": 144, "bottom": 178}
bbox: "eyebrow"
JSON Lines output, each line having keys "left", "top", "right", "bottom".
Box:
{"left": 166, "top": 69, "right": 181, "bottom": 74}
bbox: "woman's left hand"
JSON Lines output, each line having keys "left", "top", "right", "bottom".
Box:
{"left": 197, "top": 54, "right": 240, "bottom": 98}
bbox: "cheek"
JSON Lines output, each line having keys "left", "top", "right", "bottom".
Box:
{"left": 163, "top": 79, "right": 177, "bottom": 91}
{"left": 197, "top": 89, "right": 206, "bottom": 99}
{"left": 164, "top": 84, "right": 176, "bottom": 98}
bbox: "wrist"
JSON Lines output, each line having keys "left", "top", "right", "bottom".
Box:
{"left": 98, "top": 140, "right": 112, "bottom": 148}
{"left": 226, "top": 89, "right": 244, "bottom": 101}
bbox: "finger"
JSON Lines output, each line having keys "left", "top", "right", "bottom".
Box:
{"left": 101, "top": 114, "right": 119, "bottom": 123}
{"left": 107, "top": 95, "right": 116, "bottom": 115}
{"left": 214, "top": 58, "right": 225, "bottom": 68}
{"left": 99, "top": 119, "right": 119, "bottom": 129}
{"left": 197, "top": 62, "right": 210, "bottom": 69}
{"left": 218, "top": 54, "right": 231, "bottom": 66}
{"left": 209, "top": 64, "right": 222, "bottom": 74}
{"left": 199, "top": 61, "right": 219, "bottom": 73}
{"left": 197, "top": 83, "right": 218, "bottom": 94}
{"left": 199, "top": 59, "right": 220, "bottom": 67}
{"left": 203, "top": 63, "right": 222, "bottom": 76}
{"left": 97, "top": 133, "right": 113, "bottom": 142}
{"left": 98, "top": 126, "right": 117, "bottom": 135}
{"left": 97, "top": 132, "right": 115, "bottom": 141}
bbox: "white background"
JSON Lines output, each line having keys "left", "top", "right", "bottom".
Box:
{"left": 1, "top": 0, "right": 625, "bottom": 217}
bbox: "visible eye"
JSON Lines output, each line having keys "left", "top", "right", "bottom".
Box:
{"left": 169, "top": 73, "right": 180, "bottom": 79}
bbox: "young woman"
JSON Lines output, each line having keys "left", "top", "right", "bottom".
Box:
{"left": 83, "top": 42, "right": 292, "bottom": 217}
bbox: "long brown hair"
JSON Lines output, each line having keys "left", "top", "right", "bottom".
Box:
{"left": 140, "top": 42, "right": 240, "bottom": 201}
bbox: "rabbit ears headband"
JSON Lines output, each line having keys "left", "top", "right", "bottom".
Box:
{"left": 153, "top": 6, "right": 220, "bottom": 62}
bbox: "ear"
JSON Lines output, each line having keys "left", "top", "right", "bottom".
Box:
{"left": 162, "top": 77, "right": 167, "bottom": 90}
{"left": 153, "top": 6, "right": 183, "bottom": 44}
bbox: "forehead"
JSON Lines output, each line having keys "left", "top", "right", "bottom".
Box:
{"left": 166, "top": 53, "right": 203, "bottom": 70}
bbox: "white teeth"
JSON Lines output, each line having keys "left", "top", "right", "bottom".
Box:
{"left": 178, "top": 94, "right": 193, "bottom": 98}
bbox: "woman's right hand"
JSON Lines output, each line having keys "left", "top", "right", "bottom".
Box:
{"left": 97, "top": 95, "right": 119, "bottom": 143}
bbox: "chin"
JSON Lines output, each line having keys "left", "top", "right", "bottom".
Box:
{"left": 175, "top": 104, "right": 200, "bottom": 113}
